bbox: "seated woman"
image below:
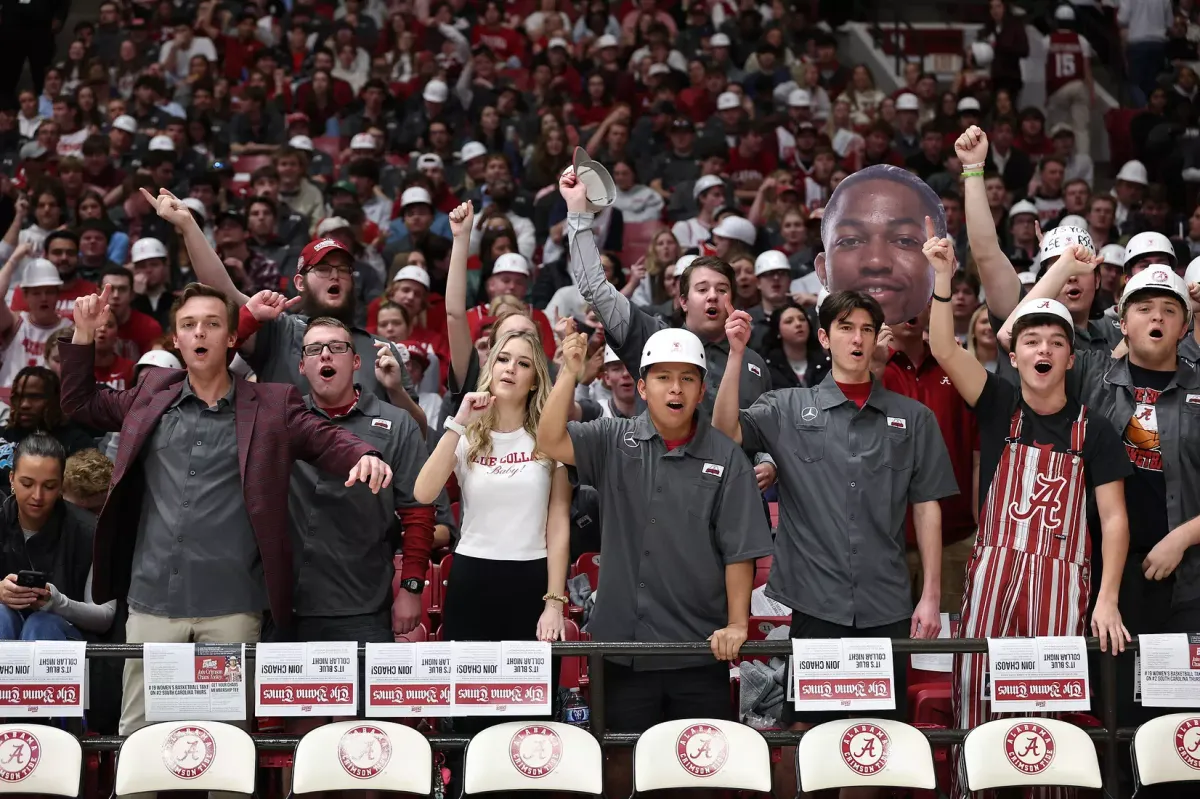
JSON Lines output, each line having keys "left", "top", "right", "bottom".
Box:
{"left": 0, "top": 434, "right": 116, "bottom": 641}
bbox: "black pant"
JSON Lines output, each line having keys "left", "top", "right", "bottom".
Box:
{"left": 0, "top": 27, "right": 55, "bottom": 104}
{"left": 602, "top": 661, "right": 732, "bottom": 733}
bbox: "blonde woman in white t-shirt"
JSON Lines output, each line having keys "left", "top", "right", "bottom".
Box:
{"left": 414, "top": 329, "right": 571, "bottom": 712}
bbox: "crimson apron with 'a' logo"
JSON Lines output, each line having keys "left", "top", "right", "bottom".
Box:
{"left": 951, "top": 406, "right": 1091, "bottom": 799}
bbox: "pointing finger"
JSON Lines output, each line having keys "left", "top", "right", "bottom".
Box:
{"left": 139, "top": 187, "right": 158, "bottom": 206}
{"left": 925, "top": 215, "right": 935, "bottom": 240}
{"left": 99, "top": 283, "right": 113, "bottom": 305}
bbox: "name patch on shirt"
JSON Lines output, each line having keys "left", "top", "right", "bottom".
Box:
{"left": 747, "top": 363, "right": 762, "bottom": 377}
{"left": 371, "top": 419, "right": 393, "bottom": 430}
{"left": 1187, "top": 393, "right": 1200, "bottom": 406}
{"left": 702, "top": 463, "right": 724, "bottom": 478}
{"left": 886, "top": 417, "right": 907, "bottom": 430}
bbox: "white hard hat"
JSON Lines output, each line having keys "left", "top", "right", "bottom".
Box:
{"left": 1186, "top": 256, "right": 1200, "bottom": 287}
{"left": 1055, "top": 4, "right": 1076, "bottom": 22}
{"left": 815, "top": 287, "right": 830, "bottom": 310}
{"left": 422, "top": 79, "right": 449, "bottom": 103}
{"left": 1116, "top": 160, "right": 1149, "bottom": 185}
{"left": 181, "top": 197, "right": 206, "bottom": 221}
{"left": 710, "top": 33, "right": 732, "bottom": 48}
{"left": 716, "top": 91, "right": 740, "bottom": 111}
{"left": 131, "top": 237, "right": 167, "bottom": 263}
{"left": 547, "top": 37, "right": 570, "bottom": 51}
{"left": 135, "top": 349, "right": 182, "bottom": 371}
{"left": 20, "top": 259, "right": 64, "bottom": 289}
{"left": 563, "top": 146, "right": 616, "bottom": 213}
{"left": 1010, "top": 298, "right": 1075, "bottom": 342}
{"left": 393, "top": 265, "right": 431, "bottom": 289}
{"left": 648, "top": 63, "right": 671, "bottom": 77}
{"left": 788, "top": 89, "right": 812, "bottom": 108}
{"left": 603, "top": 345, "right": 621, "bottom": 365}
{"left": 712, "top": 216, "right": 756, "bottom": 246}
{"left": 148, "top": 135, "right": 175, "bottom": 152}
{"left": 1057, "top": 214, "right": 1089, "bottom": 230}
{"left": 957, "top": 97, "right": 982, "bottom": 113}
{"left": 416, "top": 153, "right": 443, "bottom": 171}
{"left": 400, "top": 187, "right": 433, "bottom": 208}
{"left": 895, "top": 93, "right": 920, "bottom": 112}
{"left": 1038, "top": 225, "right": 1094, "bottom": 263}
{"left": 315, "top": 216, "right": 351, "bottom": 236}
{"left": 1120, "top": 265, "right": 1192, "bottom": 323}
{"left": 672, "top": 254, "right": 698, "bottom": 278}
{"left": 493, "top": 252, "right": 530, "bottom": 276}
{"left": 288, "top": 135, "right": 314, "bottom": 151}
{"left": 350, "top": 133, "right": 376, "bottom": 150}
{"left": 971, "top": 41, "right": 994, "bottom": 67}
{"left": 692, "top": 174, "right": 725, "bottom": 200}
{"left": 460, "top": 141, "right": 488, "bottom": 162}
{"left": 1097, "top": 244, "right": 1127, "bottom": 267}
{"left": 754, "top": 250, "right": 790, "bottom": 277}
{"left": 1124, "top": 231, "right": 1176, "bottom": 269}
{"left": 641, "top": 327, "right": 706, "bottom": 375}
{"left": 597, "top": 34, "right": 619, "bottom": 49}
{"left": 1017, "top": 270, "right": 1039, "bottom": 286}
{"left": 1009, "top": 200, "right": 1038, "bottom": 220}
{"left": 112, "top": 115, "right": 137, "bottom": 134}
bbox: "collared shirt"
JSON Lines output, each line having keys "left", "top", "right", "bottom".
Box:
{"left": 568, "top": 411, "right": 772, "bottom": 670}
{"left": 130, "top": 378, "right": 265, "bottom": 618}
{"left": 249, "top": 313, "right": 416, "bottom": 403}
{"left": 739, "top": 374, "right": 959, "bottom": 627}
{"left": 289, "top": 392, "right": 428, "bottom": 617}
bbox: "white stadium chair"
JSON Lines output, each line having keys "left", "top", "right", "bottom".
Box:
{"left": 633, "top": 718, "right": 770, "bottom": 793}
{"left": 0, "top": 724, "right": 82, "bottom": 796}
{"left": 797, "top": 718, "right": 936, "bottom": 792}
{"left": 115, "top": 721, "right": 256, "bottom": 795}
{"left": 463, "top": 721, "right": 602, "bottom": 795}
{"left": 963, "top": 718, "right": 1101, "bottom": 791}
{"left": 293, "top": 721, "right": 432, "bottom": 794}
{"left": 1132, "top": 713, "right": 1200, "bottom": 790}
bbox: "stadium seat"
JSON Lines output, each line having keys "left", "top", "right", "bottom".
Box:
{"left": 753, "top": 555, "right": 773, "bottom": 588}
{"left": 962, "top": 718, "right": 1101, "bottom": 791}
{"left": 621, "top": 222, "right": 664, "bottom": 264}
{"left": 910, "top": 683, "right": 952, "bottom": 727}
{"left": 574, "top": 552, "right": 600, "bottom": 592}
{"left": 559, "top": 618, "right": 584, "bottom": 689}
{"left": 0, "top": 724, "right": 82, "bottom": 796}
{"left": 115, "top": 722, "right": 256, "bottom": 795}
{"left": 311, "top": 136, "right": 341, "bottom": 159}
{"left": 463, "top": 721, "right": 602, "bottom": 795}
{"left": 292, "top": 720, "right": 432, "bottom": 794}
{"left": 230, "top": 154, "right": 273, "bottom": 175}
{"left": 633, "top": 719, "right": 770, "bottom": 792}
{"left": 797, "top": 718, "right": 936, "bottom": 792}
{"left": 1132, "top": 713, "right": 1200, "bottom": 789}
{"left": 741, "top": 615, "right": 788, "bottom": 664}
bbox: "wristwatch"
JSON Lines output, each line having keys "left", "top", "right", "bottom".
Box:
{"left": 400, "top": 578, "right": 423, "bottom": 595}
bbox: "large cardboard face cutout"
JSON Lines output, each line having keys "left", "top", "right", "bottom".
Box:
{"left": 815, "top": 165, "right": 947, "bottom": 325}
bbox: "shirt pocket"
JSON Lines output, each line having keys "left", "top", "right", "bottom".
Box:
{"left": 1181, "top": 401, "right": 1200, "bottom": 439}
{"left": 150, "top": 415, "right": 181, "bottom": 452}
{"left": 883, "top": 429, "right": 914, "bottom": 471}
{"left": 687, "top": 477, "right": 720, "bottom": 523}
{"left": 793, "top": 424, "right": 827, "bottom": 463}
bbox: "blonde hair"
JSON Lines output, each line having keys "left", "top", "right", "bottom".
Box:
{"left": 465, "top": 330, "right": 552, "bottom": 467}
{"left": 966, "top": 303, "right": 992, "bottom": 361}
{"left": 64, "top": 448, "right": 113, "bottom": 500}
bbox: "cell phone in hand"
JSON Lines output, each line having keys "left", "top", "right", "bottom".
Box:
{"left": 572, "top": 317, "right": 596, "bottom": 341}
{"left": 16, "top": 570, "right": 47, "bottom": 589}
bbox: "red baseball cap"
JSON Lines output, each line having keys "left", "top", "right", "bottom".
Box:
{"left": 297, "top": 238, "right": 353, "bottom": 272}
{"left": 399, "top": 340, "right": 430, "bottom": 367}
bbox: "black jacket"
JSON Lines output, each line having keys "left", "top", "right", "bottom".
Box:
{"left": 0, "top": 495, "right": 95, "bottom": 604}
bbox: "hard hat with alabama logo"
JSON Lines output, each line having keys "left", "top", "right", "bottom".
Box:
{"left": 1123, "top": 231, "right": 1177, "bottom": 270}
{"left": 1010, "top": 298, "right": 1075, "bottom": 342}
{"left": 1037, "top": 225, "right": 1094, "bottom": 265}
{"left": 641, "top": 328, "right": 706, "bottom": 375}
{"left": 1120, "top": 266, "right": 1192, "bottom": 323}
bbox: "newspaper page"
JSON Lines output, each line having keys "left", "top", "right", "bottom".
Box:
{"left": 1139, "top": 633, "right": 1200, "bottom": 707}
{"left": 0, "top": 641, "right": 86, "bottom": 717}
{"left": 144, "top": 643, "right": 246, "bottom": 721}
{"left": 987, "top": 636, "right": 1089, "bottom": 712}
{"left": 255, "top": 641, "right": 357, "bottom": 717}
{"left": 365, "top": 642, "right": 453, "bottom": 717}
{"left": 791, "top": 638, "right": 896, "bottom": 711}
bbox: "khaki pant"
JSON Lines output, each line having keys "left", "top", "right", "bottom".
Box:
{"left": 1046, "top": 79, "right": 1091, "bottom": 158}
{"left": 119, "top": 610, "right": 261, "bottom": 799}
{"left": 906, "top": 533, "right": 977, "bottom": 615}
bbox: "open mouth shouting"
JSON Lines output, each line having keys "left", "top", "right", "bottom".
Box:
{"left": 326, "top": 284, "right": 342, "bottom": 298}
{"left": 318, "top": 364, "right": 338, "bottom": 380}
{"left": 192, "top": 345, "right": 210, "bottom": 359}
{"left": 1064, "top": 286, "right": 1083, "bottom": 302}
{"left": 704, "top": 303, "right": 721, "bottom": 320}
{"left": 1148, "top": 326, "right": 1164, "bottom": 340}
{"left": 1033, "top": 359, "right": 1052, "bottom": 375}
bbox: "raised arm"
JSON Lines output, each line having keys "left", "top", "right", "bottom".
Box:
{"left": 0, "top": 243, "right": 31, "bottom": 338}
{"left": 445, "top": 202, "right": 475, "bottom": 390}
{"left": 413, "top": 392, "right": 492, "bottom": 504}
{"left": 996, "top": 244, "right": 1094, "bottom": 345}
{"left": 956, "top": 127, "right": 1022, "bottom": 319}
{"left": 926, "top": 217, "right": 988, "bottom": 406}
{"left": 713, "top": 300, "right": 747, "bottom": 445}
{"left": 141, "top": 188, "right": 250, "bottom": 306}
{"left": 536, "top": 332, "right": 583, "bottom": 465}
{"left": 59, "top": 286, "right": 140, "bottom": 430}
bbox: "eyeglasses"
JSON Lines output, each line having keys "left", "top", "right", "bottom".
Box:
{"left": 304, "top": 264, "right": 354, "bottom": 279}
{"left": 302, "top": 341, "right": 354, "bottom": 357}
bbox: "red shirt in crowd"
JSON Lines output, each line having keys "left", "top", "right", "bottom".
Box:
{"left": 95, "top": 355, "right": 135, "bottom": 391}
{"left": 727, "top": 145, "right": 778, "bottom": 191}
{"left": 223, "top": 34, "right": 265, "bottom": 81}
{"left": 116, "top": 310, "right": 164, "bottom": 360}
{"left": 465, "top": 303, "right": 557, "bottom": 358}
{"left": 471, "top": 25, "right": 527, "bottom": 65}
{"left": 12, "top": 278, "right": 99, "bottom": 320}
{"left": 884, "top": 345, "right": 979, "bottom": 545}
{"left": 677, "top": 87, "right": 716, "bottom": 124}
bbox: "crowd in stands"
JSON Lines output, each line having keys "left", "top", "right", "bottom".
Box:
{"left": 2, "top": 0, "right": 1200, "bottom": 796}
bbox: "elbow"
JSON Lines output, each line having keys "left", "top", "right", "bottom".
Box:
{"left": 413, "top": 481, "right": 438, "bottom": 506}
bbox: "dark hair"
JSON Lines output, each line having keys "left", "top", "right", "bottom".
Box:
{"left": 818, "top": 290, "right": 885, "bottom": 334}
{"left": 100, "top": 264, "right": 133, "bottom": 285}
{"left": 764, "top": 299, "right": 822, "bottom": 358}
{"left": 680, "top": 255, "right": 735, "bottom": 297}
{"left": 12, "top": 433, "right": 66, "bottom": 475}
{"left": 939, "top": 189, "right": 964, "bottom": 207}
{"left": 951, "top": 270, "right": 980, "bottom": 296}
{"left": 11, "top": 367, "right": 65, "bottom": 430}
{"left": 251, "top": 165, "right": 280, "bottom": 184}
{"left": 1012, "top": 313, "right": 1074, "bottom": 352}
{"left": 347, "top": 159, "right": 380, "bottom": 183}
{"left": 304, "top": 316, "right": 354, "bottom": 345}
{"left": 992, "top": 114, "right": 1017, "bottom": 132}
{"left": 81, "top": 134, "right": 108, "bottom": 157}
{"left": 821, "top": 165, "right": 946, "bottom": 245}
{"left": 170, "top": 282, "right": 238, "bottom": 331}
{"left": 44, "top": 229, "right": 79, "bottom": 252}
{"left": 1039, "top": 155, "right": 1066, "bottom": 172}
{"left": 246, "top": 195, "right": 278, "bottom": 217}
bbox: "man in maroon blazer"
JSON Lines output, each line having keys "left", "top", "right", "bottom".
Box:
{"left": 59, "top": 282, "right": 393, "bottom": 736}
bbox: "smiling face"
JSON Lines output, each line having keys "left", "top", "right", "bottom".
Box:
{"left": 817, "top": 176, "right": 938, "bottom": 324}
{"left": 638, "top": 362, "right": 703, "bottom": 428}
{"left": 172, "top": 295, "right": 237, "bottom": 373}
{"left": 1121, "top": 291, "right": 1188, "bottom": 364}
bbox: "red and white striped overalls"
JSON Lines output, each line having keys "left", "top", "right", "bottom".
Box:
{"left": 952, "top": 406, "right": 1091, "bottom": 799}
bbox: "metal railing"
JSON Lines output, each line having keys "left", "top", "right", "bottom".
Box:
{"left": 72, "top": 637, "right": 1143, "bottom": 796}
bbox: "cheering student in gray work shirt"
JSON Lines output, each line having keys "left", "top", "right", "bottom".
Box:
{"left": 714, "top": 290, "right": 958, "bottom": 799}
{"left": 538, "top": 324, "right": 771, "bottom": 799}
{"left": 560, "top": 171, "right": 780, "bottom": 490}
{"left": 139, "top": 187, "right": 428, "bottom": 429}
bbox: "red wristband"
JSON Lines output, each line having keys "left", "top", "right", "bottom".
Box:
{"left": 236, "top": 305, "right": 261, "bottom": 348}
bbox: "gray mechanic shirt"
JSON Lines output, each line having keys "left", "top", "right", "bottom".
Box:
{"left": 739, "top": 375, "right": 959, "bottom": 627}
{"left": 568, "top": 411, "right": 773, "bottom": 670}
